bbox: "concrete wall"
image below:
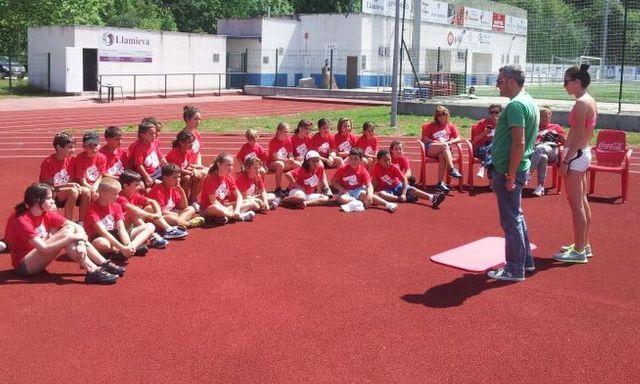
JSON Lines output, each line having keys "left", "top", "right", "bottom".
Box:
{"left": 28, "top": 26, "right": 75, "bottom": 93}
{"left": 28, "top": 25, "right": 226, "bottom": 94}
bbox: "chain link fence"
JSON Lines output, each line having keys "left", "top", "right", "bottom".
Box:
{"left": 0, "top": 53, "right": 31, "bottom": 96}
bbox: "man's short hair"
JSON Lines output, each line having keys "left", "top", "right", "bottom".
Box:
{"left": 499, "top": 65, "right": 525, "bottom": 87}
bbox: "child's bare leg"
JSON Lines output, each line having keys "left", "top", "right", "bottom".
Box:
{"left": 305, "top": 195, "right": 329, "bottom": 206}
{"left": 270, "top": 161, "right": 285, "bottom": 189}
{"left": 189, "top": 176, "right": 203, "bottom": 205}
{"left": 56, "top": 188, "right": 79, "bottom": 220}
{"left": 376, "top": 191, "right": 399, "bottom": 202}
{"left": 91, "top": 237, "right": 115, "bottom": 255}
{"left": 20, "top": 228, "right": 74, "bottom": 274}
{"left": 181, "top": 176, "right": 193, "bottom": 202}
{"left": 202, "top": 205, "right": 234, "bottom": 220}
{"left": 408, "top": 185, "right": 434, "bottom": 201}
{"left": 164, "top": 212, "right": 190, "bottom": 227}
{"left": 78, "top": 187, "right": 92, "bottom": 222}
{"left": 178, "top": 206, "right": 197, "bottom": 222}
{"left": 129, "top": 223, "right": 155, "bottom": 248}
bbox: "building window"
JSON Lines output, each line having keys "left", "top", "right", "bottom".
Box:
{"left": 212, "top": 53, "right": 220, "bottom": 63}
{"left": 506, "top": 54, "right": 510, "bottom": 63}
{"left": 514, "top": 55, "right": 520, "bottom": 64}
{"left": 378, "top": 46, "right": 385, "bottom": 57}
{"left": 501, "top": 54, "right": 505, "bottom": 64}
{"left": 457, "top": 51, "right": 466, "bottom": 61}
{"left": 384, "top": 46, "right": 391, "bottom": 57}
{"left": 263, "top": 56, "right": 269, "bottom": 64}
{"left": 361, "top": 55, "right": 367, "bottom": 70}
{"left": 278, "top": 47, "right": 284, "bottom": 55}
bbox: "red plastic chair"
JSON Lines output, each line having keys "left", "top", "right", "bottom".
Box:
{"left": 416, "top": 139, "right": 466, "bottom": 192}
{"left": 588, "top": 130, "right": 633, "bottom": 202}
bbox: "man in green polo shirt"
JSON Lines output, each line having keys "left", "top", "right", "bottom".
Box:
{"left": 487, "top": 65, "right": 539, "bottom": 282}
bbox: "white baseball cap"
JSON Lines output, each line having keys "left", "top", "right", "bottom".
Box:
{"left": 305, "top": 150, "right": 320, "bottom": 160}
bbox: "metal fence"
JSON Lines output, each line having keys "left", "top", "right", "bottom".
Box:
{"left": 0, "top": 53, "right": 33, "bottom": 96}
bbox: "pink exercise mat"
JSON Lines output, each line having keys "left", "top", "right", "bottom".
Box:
{"left": 430, "top": 237, "right": 538, "bottom": 272}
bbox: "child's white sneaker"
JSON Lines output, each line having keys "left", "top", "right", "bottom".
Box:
{"left": 386, "top": 202, "right": 397, "bottom": 213}
{"left": 532, "top": 185, "right": 545, "bottom": 197}
{"left": 476, "top": 167, "right": 485, "bottom": 179}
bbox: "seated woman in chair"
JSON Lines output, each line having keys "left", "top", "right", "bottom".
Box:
{"left": 530, "top": 106, "right": 566, "bottom": 197}
{"left": 421, "top": 106, "right": 463, "bottom": 193}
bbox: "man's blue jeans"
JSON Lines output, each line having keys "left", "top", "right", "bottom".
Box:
{"left": 491, "top": 170, "right": 534, "bottom": 277}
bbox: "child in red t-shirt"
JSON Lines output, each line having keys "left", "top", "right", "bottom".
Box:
{"left": 290, "top": 119, "right": 313, "bottom": 161}
{"left": 148, "top": 163, "right": 204, "bottom": 229}
{"left": 237, "top": 156, "right": 279, "bottom": 212}
{"left": 4, "top": 183, "right": 122, "bottom": 284}
{"left": 166, "top": 130, "right": 207, "bottom": 206}
{"left": 39, "top": 132, "right": 90, "bottom": 221}
{"left": 100, "top": 125, "right": 128, "bottom": 178}
{"left": 334, "top": 117, "right": 357, "bottom": 160}
{"left": 131, "top": 121, "right": 166, "bottom": 188}
{"left": 182, "top": 105, "right": 204, "bottom": 165}
{"left": 311, "top": 118, "right": 342, "bottom": 168}
{"left": 355, "top": 121, "right": 379, "bottom": 166}
{"left": 85, "top": 178, "right": 154, "bottom": 259}
{"left": 389, "top": 140, "right": 415, "bottom": 185}
{"left": 71, "top": 131, "right": 107, "bottom": 195}
{"left": 117, "top": 170, "right": 188, "bottom": 249}
{"left": 282, "top": 150, "right": 331, "bottom": 209}
{"left": 268, "top": 122, "right": 301, "bottom": 198}
{"left": 236, "top": 128, "right": 268, "bottom": 175}
{"left": 331, "top": 148, "right": 396, "bottom": 213}
{"left": 372, "top": 150, "right": 446, "bottom": 208}
{"left": 199, "top": 153, "right": 256, "bottom": 223}
{"left": 420, "top": 106, "right": 463, "bottom": 192}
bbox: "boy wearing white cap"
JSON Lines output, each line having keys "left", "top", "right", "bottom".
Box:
{"left": 282, "top": 150, "right": 331, "bottom": 209}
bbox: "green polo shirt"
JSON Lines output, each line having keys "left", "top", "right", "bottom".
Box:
{"left": 491, "top": 91, "right": 539, "bottom": 174}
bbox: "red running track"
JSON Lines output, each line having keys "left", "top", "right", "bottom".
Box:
{"left": 0, "top": 97, "right": 639, "bottom": 383}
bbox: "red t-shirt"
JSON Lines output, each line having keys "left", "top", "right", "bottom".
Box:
{"left": 127, "top": 140, "right": 141, "bottom": 168}
{"left": 199, "top": 173, "right": 238, "bottom": 207}
{"left": 132, "top": 141, "right": 163, "bottom": 175}
{"left": 310, "top": 132, "right": 336, "bottom": 157}
{"left": 471, "top": 118, "right": 496, "bottom": 146}
{"left": 290, "top": 134, "right": 311, "bottom": 158}
{"left": 166, "top": 148, "right": 197, "bottom": 168}
{"left": 290, "top": 166, "right": 325, "bottom": 194}
{"left": 421, "top": 122, "right": 460, "bottom": 143}
{"left": 236, "top": 143, "right": 269, "bottom": 164}
{"left": 268, "top": 136, "right": 293, "bottom": 162}
{"left": 236, "top": 172, "right": 265, "bottom": 197}
{"left": 391, "top": 155, "right": 411, "bottom": 174}
{"left": 189, "top": 130, "right": 203, "bottom": 156}
{"left": 148, "top": 183, "right": 182, "bottom": 211}
{"left": 4, "top": 211, "right": 66, "bottom": 268}
{"left": 84, "top": 201, "right": 125, "bottom": 239}
{"left": 332, "top": 164, "right": 371, "bottom": 190}
{"left": 100, "top": 147, "right": 128, "bottom": 177}
{"left": 356, "top": 135, "right": 379, "bottom": 157}
{"left": 71, "top": 152, "right": 107, "bottom": 185}
{"left": 371, "top": 163, "right": 404, "bottom": 191}
{"left": 39, "top": 154, "right": 72, "bottom": 186}
{"left": 536, "top": 123, "right": 566, "bottom": 145}
{"left": 116, "top": 192, "right": 149, "bottom": 212}
{"left": 334, "top": 133, "right": 357, "bottom": 154}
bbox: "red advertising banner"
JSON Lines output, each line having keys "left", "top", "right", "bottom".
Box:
{"left": 492, "top": 13, "right": 505, "bottom": 32}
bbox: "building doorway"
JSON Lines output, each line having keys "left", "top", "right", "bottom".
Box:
{"left": 82, "top": 48, "right": 98, "bottom": 92}
{"left": 346, "top": 56, "right": 358, "bottom": 89}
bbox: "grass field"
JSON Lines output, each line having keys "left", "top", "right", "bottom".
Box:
{"left": 473, "top": 81, "right": 640, "bottom": 104}
{"left": 116, "top": 105, "right": 640, "bottom": 146}
{"left": 0, "top": 78, "right": 51, "bottom": 98}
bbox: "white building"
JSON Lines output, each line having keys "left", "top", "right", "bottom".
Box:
{"left": 218, "top": 0, "right": 527, "bottom": 89}
{"left": 28, "top": 25, "right": 227, "bottom": 95}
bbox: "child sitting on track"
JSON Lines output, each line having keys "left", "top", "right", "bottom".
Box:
{"left": 182, "top": 106, "right": 204, "bottom": 164}
{"left": 311, "top": 118, "right": 342, "bottom": 168}
{"left": 331, "top": 148, "right": 396, "bottom": 213}
{"left": 71, "top": 131, "right": 107, "bottom": 196}
{"left": 268, "top": 122, "right": 300, "bottom": 198}
{"left": 131, "top": 121, "right": 166, "bottom": 189}
{"left": 237, "top": 156, "right": 279, "bottom": 212}
{"left": 166, "top": 130, "right": 206, "bottom": 206}
{"left": 100, "top": 125, "right": 128, "bottom": 178}
{"left": 334, "top": 117, "right": 357, "bottom": 161}
{"left": 4, "top": 183, "right": 123, "bottom": 284}
{"left": 389, "top": 140, "right": 415, "bottom": 185}
{"left": 117, "top": 170, "right": 188, "bottom": 249}
{"left": 84, "top": 177, "right": 154, "bottom": 260}
{"left": 355, "top": 121, "right": 379, "bottom": 166}
{"left": 290, "top": 119, "right": 313, "bottom": 161}
{"left": 199, "top": 153, "right": 256, "bottom": 223}
{"left": 39, "top": 132, "right": 90, "bottom": 221}
{"left": 236, "top": 128, "right": 268, "bottom": 175}
{"left": 282, "top": 150, "right": 331, "bottom": 209}
{"left": 372, "top": 150, "right": 446, "bottom": 208}
{"left": 148, "top": 163, "right": 204, "bottom": 229}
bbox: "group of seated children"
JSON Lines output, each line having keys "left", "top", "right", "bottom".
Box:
{"left": 4, "top": 106, "right": 450, "bottom": 284}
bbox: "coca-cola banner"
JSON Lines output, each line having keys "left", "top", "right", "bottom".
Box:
{"left": 492, "top": 13, "right": 505, "bottom": 32}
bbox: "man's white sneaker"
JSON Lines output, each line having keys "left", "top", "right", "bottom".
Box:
{"left": 532, "top": 185, "right": 545, "bottom": 197}
{"left": 476, "top": 167, "right": 485, "bottom": 179}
